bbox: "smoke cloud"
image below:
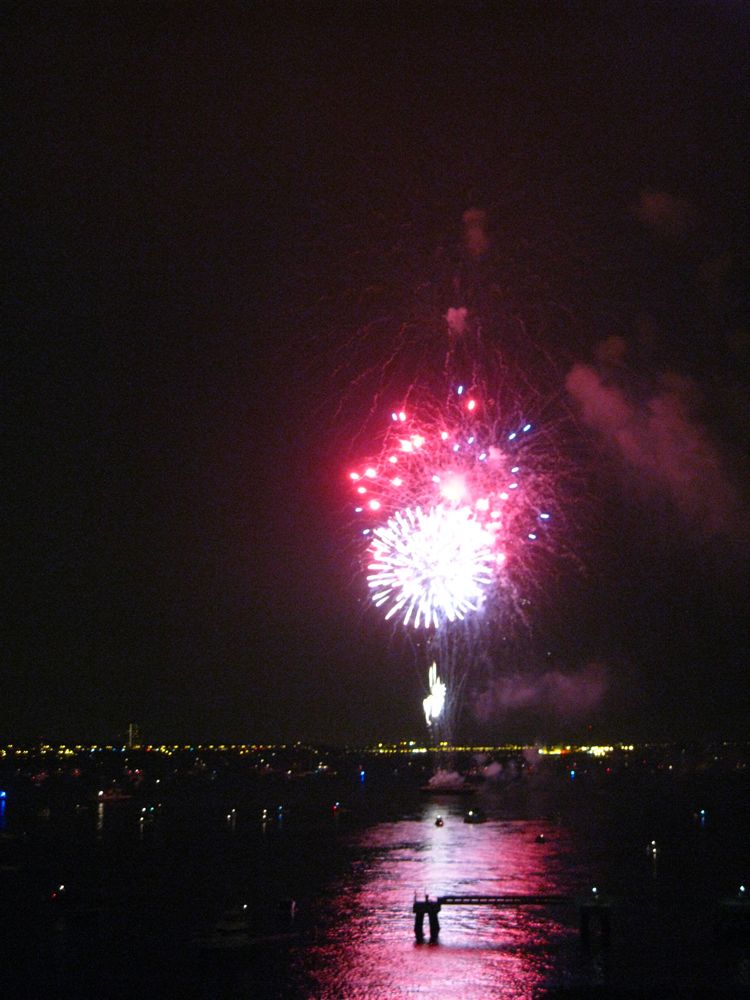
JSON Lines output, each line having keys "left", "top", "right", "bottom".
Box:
{"left": 474, "top": 662, "right": 608, "bottom": 723}
{"left": 462, "top": 208, "right": 490, "bottom": 258}
{"left": 631, "top": 189, "right": 695, "bottom": 238}
{"left": 445, "top": 306, "right": 468, "bottom": 336}
{"left": 566, "top": 346, "right": 748, "bottom": 542}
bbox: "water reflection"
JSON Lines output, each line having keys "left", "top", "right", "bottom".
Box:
{"left": 298, "top": 800, "right": 581, "bottom": 999}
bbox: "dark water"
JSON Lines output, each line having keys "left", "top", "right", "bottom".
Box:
{"left": 1, "top": 755, "right": 749, "bottom": 998}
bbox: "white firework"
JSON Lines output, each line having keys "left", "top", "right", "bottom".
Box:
{"left": 367, "top": 505, "right": 496, "bottom": 629}
{"left": 423, "top": 662, "right": 447, "bottom": 725}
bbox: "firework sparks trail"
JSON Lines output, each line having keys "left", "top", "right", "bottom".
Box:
{"left": 302, "top": 201, "right": 595, "bottom": 436}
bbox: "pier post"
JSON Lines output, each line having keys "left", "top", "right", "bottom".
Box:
{"left": 428, "top": 905, "right": 440, "bottom": 942}
{"left": 413, "top": 897, "right": 442, "bottom": 943}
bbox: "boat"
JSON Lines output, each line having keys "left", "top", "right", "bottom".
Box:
{"left": 196, "top": 905, "right": 253, "bottom": 952}
{"left": 195, "top": 901, "right": 300, "bottom": 954}
{"left": 95, "top": 787, "right": 132, "bottom": 802}
{"left": 420, "top": 784, "right": 475, "bottom": 796}
{"left": 420, "top": 770, "right": 475, "bottom": 796}
{"left": 463, "top": 807, "right": 486, "bottom": 824}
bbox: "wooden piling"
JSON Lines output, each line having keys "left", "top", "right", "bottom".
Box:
{"left": 413, "top": 897, "right": 442, "bottom": 943}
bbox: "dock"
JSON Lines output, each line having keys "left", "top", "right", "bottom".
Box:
{"left": 412, "top": 892, "right": 610, "bottom": 945}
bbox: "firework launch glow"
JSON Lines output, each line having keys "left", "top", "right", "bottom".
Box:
{"left": 423, "top": 662, "right": 446, "bottom": 726}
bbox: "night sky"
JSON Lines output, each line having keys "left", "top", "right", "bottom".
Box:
{"left": 5, "top": 2, "right": 748, "bottom": 745}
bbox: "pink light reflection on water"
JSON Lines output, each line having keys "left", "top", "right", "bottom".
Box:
{"left": 298, "top": 802, "right": 583, "bottom": 999}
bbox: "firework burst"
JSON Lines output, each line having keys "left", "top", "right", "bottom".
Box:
{"left": 367, "top": 505, "right": 496, "bottom": 628}
{"left": 349, "top": 381, "right": 560, "bottom": 630}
